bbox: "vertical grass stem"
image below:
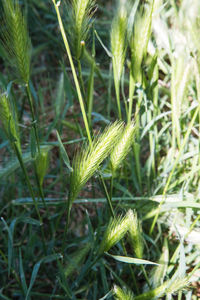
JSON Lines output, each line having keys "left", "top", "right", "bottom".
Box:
{"left": 52, "top": 0, "right": 92, "bottom": 146}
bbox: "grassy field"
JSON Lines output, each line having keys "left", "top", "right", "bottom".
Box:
{"left": 0, "top": 0, "right": 200, "bottom": 299}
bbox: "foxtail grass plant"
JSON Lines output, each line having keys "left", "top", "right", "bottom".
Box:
{"left": 69, "top": 121, "right": 124, "bottom": 205}
{"left": 62, "top": 121, "right": 124, "bottom": 249}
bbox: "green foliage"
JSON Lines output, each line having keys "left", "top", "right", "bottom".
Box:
{"left": 0, "top": 0, "right": 200, "bottom": 299}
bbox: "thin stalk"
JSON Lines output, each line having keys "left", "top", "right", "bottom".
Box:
{"left": 141, "top": 265, "right": 151, "bottom": 288}
{"left": 77, "top": 59, "right": 86, "bottom": 100}
{"left": 62, "top": 199, "right": 71, "bottom": 254}
{"left": 88, "top": 63, "right": 94, "bottom": 128}
{"left": 107, "top": 63, "right": 112, "bottom": 119}
{"left": 127, "top": 71, "right": 135, "bottom": 124}
{"left": 34, "top": 165, "right": 48, "bottom": 212}
{"left": 33, "top": 164, "right": 54, "bottom": 238}
{"left": 87, "top": 59, "right": 95, "bottom": 128}
{"left": 52, "top": 0, "right": 92, "bottom": 146}
{"left": 87, "top": 31, "right": 95, "bottom": 128}
{"left": 133, "top": 91, "right": 143, "bottom": 189}
{"left": 100, "top": 174, "right": 115, "bottom": 218}
{"left": 194, "top": 59, "right": 200, "bottom": 177}
{"left": 13, "top": 141, "right": 46, "bottom": 253}
{"left": 115, "top": 82, "right": 122, "bottom": 119}
{"left": 26, "top": 83, "right": 40, "bottom": 153}
{"left": 110, "top": 176, "right": 113, "bottom": 204}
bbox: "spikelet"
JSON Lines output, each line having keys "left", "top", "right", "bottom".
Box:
{"left": 98, "top": 212, "right": 130, "bottom": 255}
{"left": 70, "top": 0, "right": 96, "bottom": 59}
{"left": 1, "top": 0, "right": 31, "bottom": 83}
{"left": 69, "top": 121, "right": 124, "bottom": 204}
{"left": 127, "top": 210, "right": 143, "bottom": 259}
{"left": 113, "top": 285, "right": 134, "bottom": 300}
{"left": 64, "top": 243, "right": 91, "bottom": 278}
{"left": 166, "top": 277, "right": 189, "bottom": 295}
{"left": 130, "top": 0, "right": 154, "bottom": 83}
{"left": 110, "top": 121, "right": 135, "bottom": 174}
{"left": 35, "top": 149, "right": 50, "bottom": 186}
{"left": 111, "top": 1, "right": 127, "bottom": 118}
{"left": 122, "top": 277, "right": 189, "bottom": 300}
{"left": 111, "top": 2, "right": 127, "bottom": 85}
{"left": 0, "top": 92, "right": 21, "bottom": 152}
{"left": 150, "top": 238, "right": 169, "bottom": 288}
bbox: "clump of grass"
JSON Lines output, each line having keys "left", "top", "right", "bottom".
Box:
{"left": 110, "top": 121, "right": 135, "bottom": 175}
{"left": 1, "top": 0, "right": 31, "bottom": 83}
{"left": 111, "top": 1, "right": 127, "bottom": 119}
{"left": 69, "top": 121, "right": 124, "bottom": 204}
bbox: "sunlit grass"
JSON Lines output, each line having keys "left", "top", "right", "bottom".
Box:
{"left": 0, "top": 0, "right": 200, "bottom": 299}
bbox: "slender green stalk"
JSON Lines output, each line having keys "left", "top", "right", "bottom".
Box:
{"left": 26, "top": 84, "right": 40, "bottom": 153}
{"left": 77, "top": 58, "right": 86, "bottom": 99}
{"left": 52, "top": 0, "right": 92, "bottom": 146}
{"left": 87, "top": 31, "right": 95, "bottom": 128}
{"left": 100, "top": 174, "right": 115, "bottom": 218}
{"left": 127, "top": 72, "right": 135, "bottom": 124}
{"left": 132, "top": 91, "right": 143, "bottom": 189}
{"left": 62, "top": 199, "right": 71, "bottom": 253}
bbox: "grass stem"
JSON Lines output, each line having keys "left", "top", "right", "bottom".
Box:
{"left": 52, "top": 0, "right": 92, "bottom": 146}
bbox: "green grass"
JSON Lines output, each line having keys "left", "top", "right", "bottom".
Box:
{"left": 0, "top": 0, "right": 200, "bottom": 299}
